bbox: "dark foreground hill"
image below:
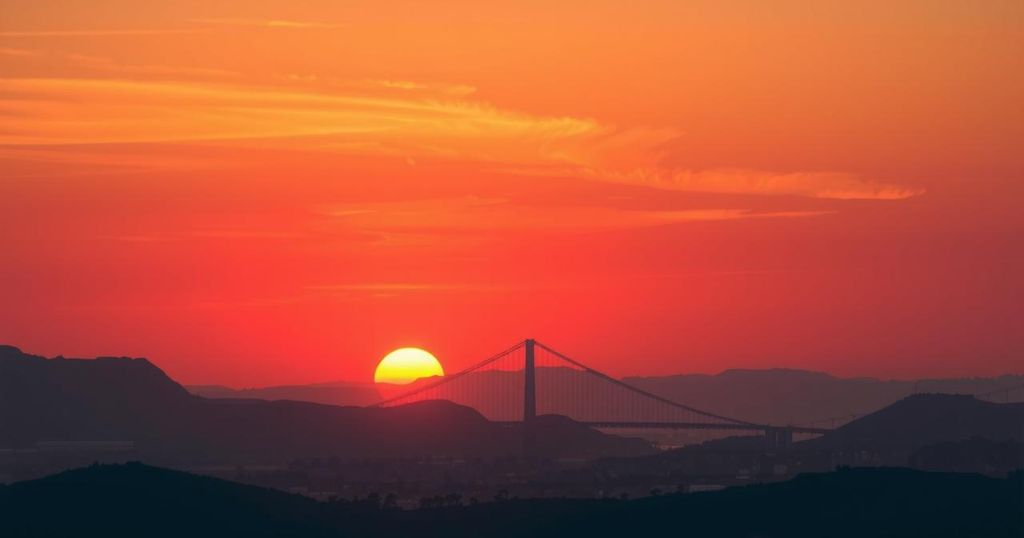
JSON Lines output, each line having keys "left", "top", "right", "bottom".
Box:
{"left": 910, "top": 437, "right": 1024, "bottom": 475}
{"left": 1, "top": 463, "right": 1020, "bottom": 538}
{"left": 0, "top": 345, "right": 651, "bottom": 460}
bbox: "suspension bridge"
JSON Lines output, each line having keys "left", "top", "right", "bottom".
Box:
{"left": 375, "top": 339, "right": 831, "bottom": 449}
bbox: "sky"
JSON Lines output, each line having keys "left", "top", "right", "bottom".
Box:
{"left": 1, "top": 1, "right": 1022, "bottom": 386}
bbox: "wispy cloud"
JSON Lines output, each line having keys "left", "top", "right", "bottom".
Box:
{"left": 1, "top": 47, "right": 236, "bottom": 80}
{"left": 358, "top": 79, "right": 476, "bottom": 96}
{"left": 323, "top": 196, "right": 831, "bottom": 234}
{"left": 303, "top": 282, "right": 500, "bottom": 300}
{"left": 282, "top": 76, "right": 477, "bottom": 96}
{"left": 61, "top": 53, "right": 237, "bottom": 79}
{"left": 0, "top": 18, "right": 343, "bottom": 39}
{"left": 306, "top": 283, "right": 485, "bottom": 292}
{"left": 101, "top": 229, "right": 299, "bottom": 243}
{"left": 0, "top": 77, "right": 599, "bottom": 157}
{"left": 189, "top": 18, "right": 347, "bottom": 29}
{"left": 562, "top": 167, "right": 925, "bottom": 201}
{"left": 0, "top": 15, "right": 344, "bottom": 40}
{"left": 0, "top": 29, "right": 202, "bottom": 37}
{"left": 0, "top": 47, "right": 43, "bottom": 57}
{"left": 0, "top": 145, "right": 235, "bottom": 178}
{"left": 0, "top": 77, "right": 921, "bottom": 200}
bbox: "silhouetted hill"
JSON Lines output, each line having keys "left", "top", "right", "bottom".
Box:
{"left": 530, "top": 414, "right": 654, "bottom": 458}
{"left": 1, "top": 463, "right": 1020, "bottom": 537}
{"left": 0, "top": 346, "right": 652, "bottom": 460}
{"left": 0, "top": 345, "right": 194, "bottom": 446}
{"left": 0, "top": 462, "right": 330, "bottom": 537}
{"left": 597, "top": 394, "right": 1024, "bottom": 477}
{"left": 188, "top": 381, "right": 382, "bottom": 407}
{"left": 806, "top": 393, "right": 1024, "bottom": 451}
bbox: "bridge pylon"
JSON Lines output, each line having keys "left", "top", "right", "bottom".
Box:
{"left": 523, "top": 339, "right": 536, "bottom": 423}
{"left": 522, "top": 338, "right": 537, "bottom": 456}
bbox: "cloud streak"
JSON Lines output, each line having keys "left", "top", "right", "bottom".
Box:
{"left": 0, "top": 77, "right": 598, "bottom": 157}
{"left": 189, "top": 18, "right": 347, "bottom": 29}
{"left": 0, "top": 17, "right": 344, "bottom": 39}
{"left": 0, "top": 29, "right": 202, "bottom": 37}
{"left": 566, "top": 167, "right": 925, "bottom": 201}
{"left": 323, "top": 196, "right": 831, "bottom": 234}
{"left": 0, "top": 77, "right": 920, "bottom": 200}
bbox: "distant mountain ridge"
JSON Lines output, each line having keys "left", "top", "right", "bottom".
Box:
{"left": 6, "top": 342, "right": 1020, "bottom": 462}
{"left": 186, "top": 361, "right": 1024, "bottom": 427}
{"left": 188, "top": 382, "right": 382, "bottom": 407}
{"left": 596, "top": 393, "right": 1024, "bottom": 478}
{"left": 0, "top": 345, "right": 652, "bottom": 460}
{"left": 624, "top": 368, "right": 1024, "bottom": 426}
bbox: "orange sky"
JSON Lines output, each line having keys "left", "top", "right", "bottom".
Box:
{"left": 2, "top": 1, "right": 1022, "bottom": 385}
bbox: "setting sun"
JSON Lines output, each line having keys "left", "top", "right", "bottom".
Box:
{"left": 374, "top": 348, "right": 445, "bottom": 385}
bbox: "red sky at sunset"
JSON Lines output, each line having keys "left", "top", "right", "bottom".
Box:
{"left": 2, "top": 1, "right": 1021, "bottom": 386}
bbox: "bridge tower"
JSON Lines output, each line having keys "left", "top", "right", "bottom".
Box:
{"left": 523, "top": 339, "right": 536, "bottom": 424}
{"left": 522, "top": 339, "right": 537, "bottom": 456}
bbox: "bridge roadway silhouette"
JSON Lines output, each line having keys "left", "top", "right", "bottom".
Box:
{"left": 375, "top": 339, "right": 832, "bottom": 449}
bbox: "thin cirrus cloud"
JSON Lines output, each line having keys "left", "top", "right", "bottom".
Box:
{"left": 0, "top": 18, "right": 342, "bottom": 38}
{"left": 306, "top": 283, "right": 487, "bottom": 293}
{"left": 0, "top": 29, "right": 204, "bottom": 37}
{"left": 0, "top": 47, "right": 43, "bottom": 57}
{"left": 563, "top": 167, "right": 925, "bottom": 201}
{"left": 0, "top": 77, "right": 600, "bottom": 155}
{"left": 323, "top": 197, "right": 833, "bottom": 234}
{"left": 188, "top": 18, "right": 348, "bottom": 29}
{"left": 0, "top": 76, "right": 919, "bottom": 201}
{"left": 62, "top": 53, "right": 237, "bottom": 79}
{"left": 282, "top": 75, "right": 478, "bottom": 97}
{"left": 0, "top": 48, "right": 238, "bottom": 79}
{"left": 301, "top": 283, "right": 496, "bottom": 302}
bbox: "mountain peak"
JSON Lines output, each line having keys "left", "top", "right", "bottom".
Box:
{"left": 0, "top": 344, "right": 23, "bottom": 355}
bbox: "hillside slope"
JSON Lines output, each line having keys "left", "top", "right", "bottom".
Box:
{"left": 1, "top": 463, "right": 1019, "bottom": 538}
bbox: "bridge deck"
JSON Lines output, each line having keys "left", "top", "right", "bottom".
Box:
{"left": 497, "top": 420, "right": 830, "bottom": 435}
{"left": 582, "top": 421, "right": 830, "bottom": 435}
